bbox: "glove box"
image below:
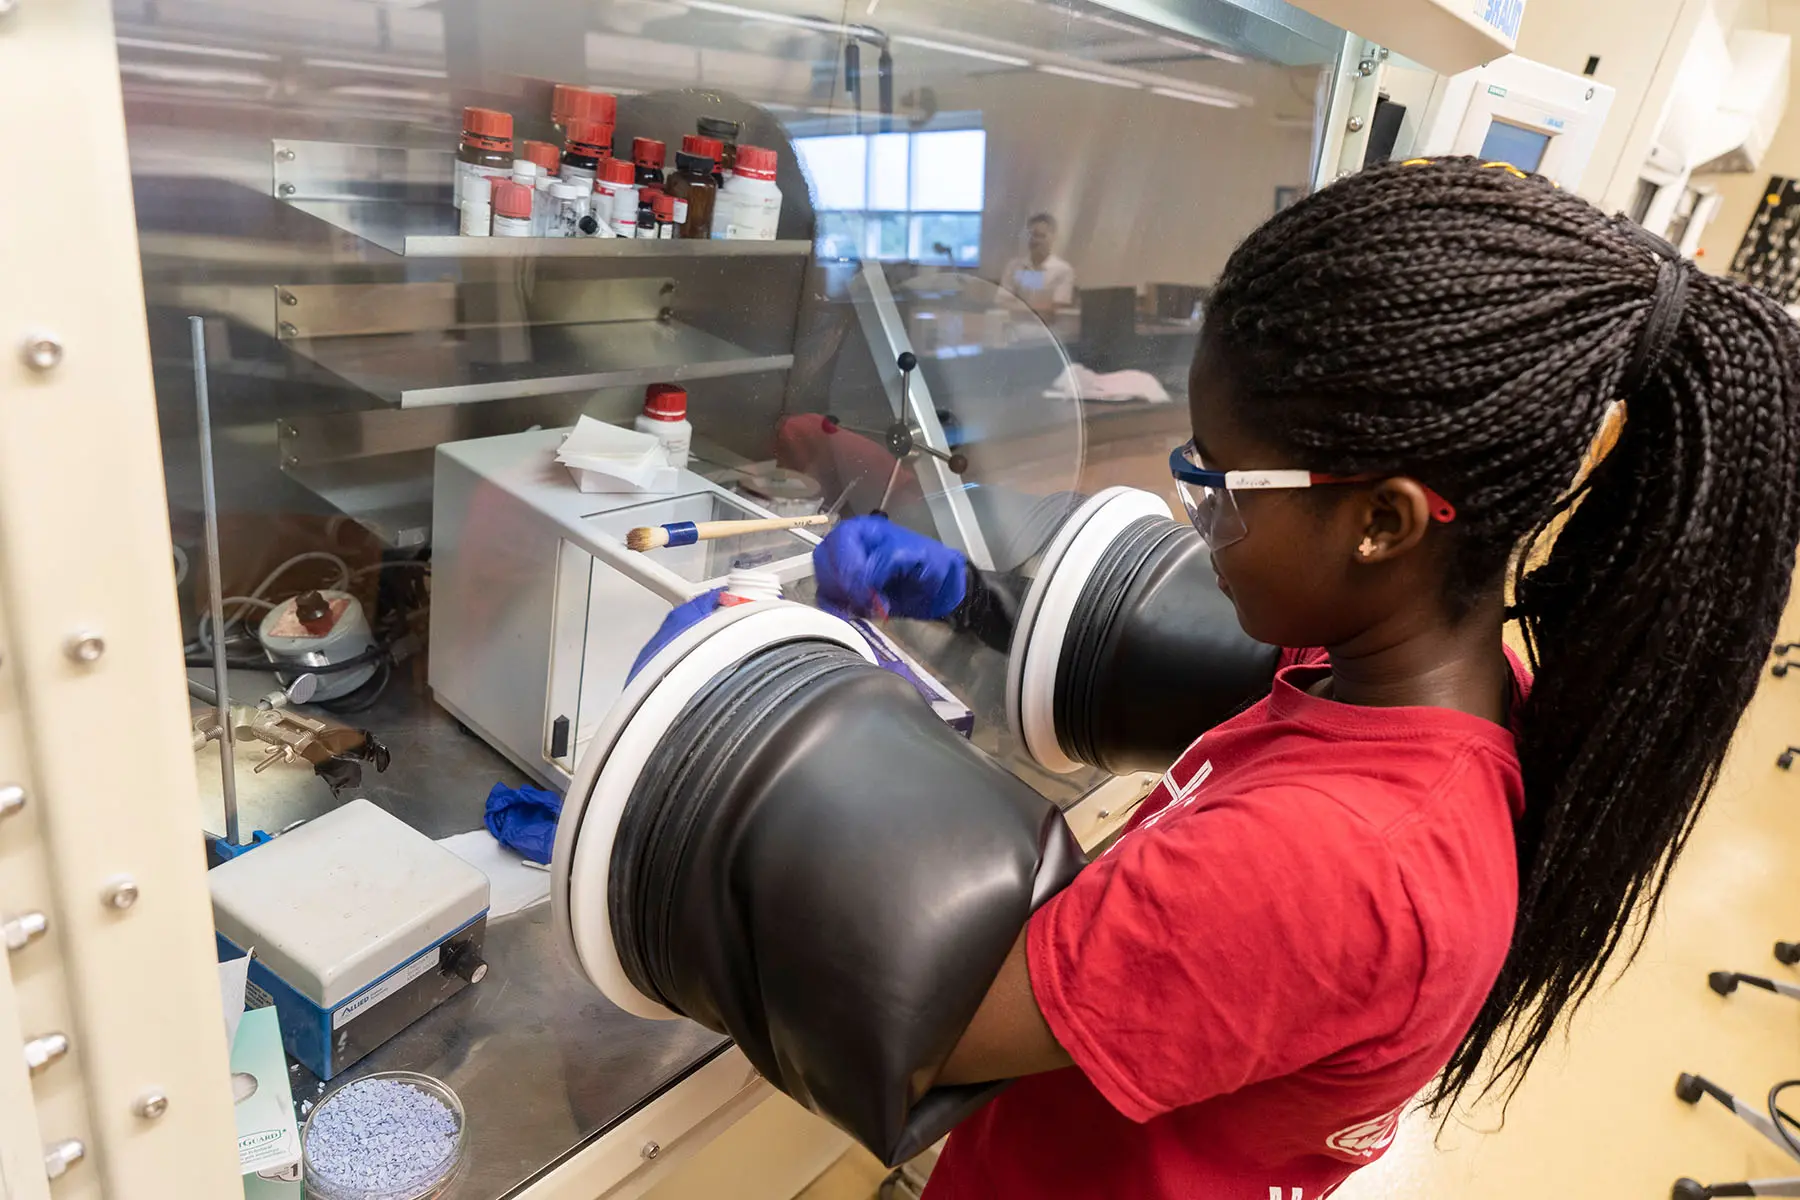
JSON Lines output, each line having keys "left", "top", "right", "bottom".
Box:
{"left": 430, "top": 427, "right": 817, "bottom": 787}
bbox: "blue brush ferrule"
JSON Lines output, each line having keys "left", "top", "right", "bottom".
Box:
{"left": 664, "top": 521, "right": 699, "bottom": 547}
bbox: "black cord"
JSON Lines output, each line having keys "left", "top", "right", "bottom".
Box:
{"left": 316, "top": 656, "right": 393, "bottom": 715}
{"left": 1769, "top": 1079, "right": 1800, "bottom": 1159}
{"left": 183, "top": 644, "right": 390, "bottom": 675}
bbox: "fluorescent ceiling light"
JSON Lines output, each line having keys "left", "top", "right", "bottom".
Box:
{"left": 892, "top": 35, "right": 1029, "bottom": 66}
{"left": 1157, "top": 35, "right": 1247, "bottom": 64}
{"left": 1037, "top": 63, "right": 1142, "bottom": 88}
{"left": 118, "top": 62, "right": 270, "bottom": 87}
{"left": 1151, "top": 85, "right": 1240, "bottom": 108}
{"left": 304, "top": 57, "right": 448, "bottom": 78}
{"left": 329, "top": 85, "right": 444, "bottom": 102}
{"left": 685, "top": 0, "right": 856, "bottom": 35}
{"left": 115, "top": 36, "right": 277, "bottom": 62}
{"left": 1084, "top": 13, "right": 1144, "bottom": 34}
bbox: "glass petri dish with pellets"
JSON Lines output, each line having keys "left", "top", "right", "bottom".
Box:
{"left": 301, "top": 1072, "right": 468, "bottom": 1200}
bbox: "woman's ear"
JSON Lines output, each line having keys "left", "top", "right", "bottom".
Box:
{"left": 1354, "top": 478, "right": 1434, "bottom": 564}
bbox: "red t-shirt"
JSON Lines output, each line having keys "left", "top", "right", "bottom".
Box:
{"left": 927, "top": 648, "right": 1525, "bottom": 1199}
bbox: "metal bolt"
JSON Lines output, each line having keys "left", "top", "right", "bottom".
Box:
{"left": 279, "top": 322, "right": 298, "bottom": 339}
{"left": 20, "top": 332, "right": 62, "bottom": 372}
{"left": 64, "top": 633, "right": 104, "bottom": 663}
{"left": 0, "top": 783, "right": 24, "bottom": 820}
{"left": 1346, "top": 115, "right": 1366, "bottom": 133}
{"left": 133, "top": 1090, "right": 170, "bottom": 1120}
{"left": 101, "top": 876, "right": 139, "bottom": 911}
{"left": 279, "top": 290, "right": 298, "bottom": 307}
{"left": 1356, "top": 58, "right": 1376, "bottom": 76}
{"left": 278, "top": 182, "right": 297, "bottom": 198}
{"left": 43, "top": 1139, "right": 85, "bottom": 1179}
{"left": 23, "top": 1032, "right": 70, "bottom": 1074}
{"left": 1096, "top": 808, "right": 1111, "bottom": 820}
{"left": 283, "top": 455, "right": 300, "bottom": 469}
{"left": 4, "top": 910, "right": 48, "bottom": 951}
{"left": 657, "top": 307, "right": 674, "bottom": 324}
{"left": 641, "top": 1141, "right": 661, "bottom": 1160}
{"left": 276, "top": 147, "right": 296, "bottom": 162}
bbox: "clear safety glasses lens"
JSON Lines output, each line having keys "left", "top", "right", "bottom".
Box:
{"left": 1173, "top": 475, "right": 1248, "bottom": 552}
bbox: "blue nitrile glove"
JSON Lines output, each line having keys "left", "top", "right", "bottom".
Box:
{"left": 813, "top": 516, "right": 966, "bottom": 620}
{"left": 483, "top": 782, "right": 563, "bottom": 865}
{"left": 628, "top": 588, "right": 725, "bottom": 682}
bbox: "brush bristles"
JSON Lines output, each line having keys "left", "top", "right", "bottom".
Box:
{"left": 625, "top": 525, "right": 670, "bottom": 552}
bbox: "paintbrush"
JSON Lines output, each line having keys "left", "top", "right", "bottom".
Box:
{"left": 625, "top": 512, "right": 833, "bottom": 552}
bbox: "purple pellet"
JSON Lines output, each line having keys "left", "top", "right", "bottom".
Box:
{"left": 305, "top": 1078, "right": 458, "bottom": 1198}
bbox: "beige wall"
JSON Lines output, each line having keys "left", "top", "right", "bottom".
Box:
{"left": 948, "top": 63, "right": 1321, "bottom": 290}
{"left": 1694, "top": 0, "right": 1800, "bottom": 271}
{"left": 1514, "top": 0, "right": 1710, "bottom": 213}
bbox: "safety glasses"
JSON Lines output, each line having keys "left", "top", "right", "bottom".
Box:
{"left": 1169, "top": 440, "right": 1456, "bottom": 552}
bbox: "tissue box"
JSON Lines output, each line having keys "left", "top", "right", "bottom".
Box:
{"left": 232, "top": 1006, "right": 302, "bottom": 1184}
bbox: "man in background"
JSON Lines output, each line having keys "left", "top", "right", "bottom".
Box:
{"left": 1001, "top": 213, "right": 1076, "bottom": 315}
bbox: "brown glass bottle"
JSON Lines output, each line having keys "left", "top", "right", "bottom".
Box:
{"left": 666, "top": 149, "right": 717, "bottom": 239}
{"left": 454, "top": 107, "right": 513, "bottom": 211}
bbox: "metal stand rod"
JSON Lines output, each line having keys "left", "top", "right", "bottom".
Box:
{"left": 190, "top": 316, "right": 240, "bottom": 846}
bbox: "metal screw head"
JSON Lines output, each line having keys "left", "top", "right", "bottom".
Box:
{"left": 278, "top": 182, "right": 297, "bottom": 198}
{"left": 64, "top": 633, "right": 105, "bottom": 663}
{"left": 279, "top": 322, "right": 299, "bottom": 339}
{"left": 20, "top": 333, "right": 62, "bottom": 372}
{"left": 1356, "top": 58, "right": 1376, "bottom": 76}
{"left": 1346, "top": 115, "right": 1366, "bottom": 133}
{"left": 101, "top": 877, "right": 139, "bottom": 910}
{"left": 133, "top": 1091, "right": 170, "bottom": 1120}
{"left": 276, "top": 147, "right": 296, "bottom": 162}
{"left": 0, "top": 784, "right": 24, "bottom": 820}
{"left": 280, "top": 290, "right": 298, "bottom": 306}
{"left": 641, "top": 1141, "right": 661, "bottom": 1160}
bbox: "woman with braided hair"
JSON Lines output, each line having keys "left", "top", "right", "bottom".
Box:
{"left": 773, "top": 155, "right": 1800, "bottom": 1196}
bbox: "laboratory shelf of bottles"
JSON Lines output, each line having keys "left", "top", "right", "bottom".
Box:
{"left": 283, "top": 198, "right": 812, "bottom": 260}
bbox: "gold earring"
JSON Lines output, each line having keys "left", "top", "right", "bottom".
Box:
{"left": 1358, "top": 537, "right": 1378, "bottom": 558}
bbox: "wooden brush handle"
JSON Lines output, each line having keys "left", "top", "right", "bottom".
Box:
{"left": 688, "top": 514, "right": 831, "bottom": 540}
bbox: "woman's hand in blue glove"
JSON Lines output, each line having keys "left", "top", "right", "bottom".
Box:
{"left": 628, "top": 588, "right": 725, "bottom": 682}
{"left": 813, "top": 516, "right": 966, "bottom": 620}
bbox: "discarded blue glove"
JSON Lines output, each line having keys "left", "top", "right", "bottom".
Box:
{"left": 813, "top": 516, "right": 966, "bottom": 620}
{"left": 628, "top": 588, "right": 725, "bottom": 682}
{"left": 484, "top": 782, "right": 563, "bottom": 865}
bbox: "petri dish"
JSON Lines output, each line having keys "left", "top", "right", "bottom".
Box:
{"left": 301, "top": 1071, "right": 468, "bottom": 1200}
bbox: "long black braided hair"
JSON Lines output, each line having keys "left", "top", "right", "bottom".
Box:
{"left": 1203, "top": 156, "right": 1800, "bottom": 1108}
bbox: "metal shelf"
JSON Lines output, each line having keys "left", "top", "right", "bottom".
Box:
{"left": 288, "top": 199, "right": 813, "bottom": 259}
{"left": 285, "top": 319, "right": 793, "bottom": 408}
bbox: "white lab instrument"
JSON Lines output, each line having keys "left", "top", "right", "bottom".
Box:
{"left": 1406, "top": 54, "right": 1616, "bottom": 192}
{"left": 429, "top": 428, "right": 818, "bottom": 787}
{"left": 1289, "top": 0, "right": 1523, "bottom": 74}
{"left": 209, "top": 800, "right": 491, "bottom": 1079}
{"left": 256, "top": 589, "right": 377, "bottom": 702}
{"left": 1629, "top": 12, "right": 1789, "bottom": 252}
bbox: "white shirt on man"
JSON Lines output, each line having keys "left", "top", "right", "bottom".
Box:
{"left": 1002, "top": 253, "right": 1077, "bottom": 308}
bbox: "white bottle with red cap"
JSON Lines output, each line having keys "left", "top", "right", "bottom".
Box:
{"left": 712, "top": 145, "right": 781, "bottom": 240}
{"left": 490, "top": 180, "right": 534, "bottom": 237}
{"left": 634, "top": 384, "right": 692, "bottom": 469}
